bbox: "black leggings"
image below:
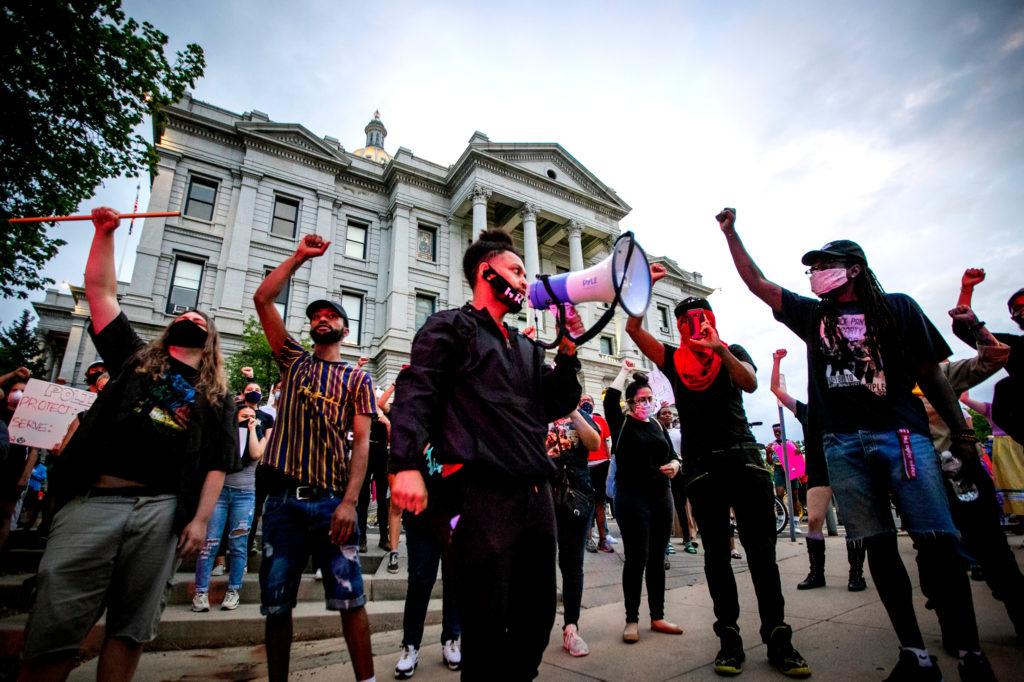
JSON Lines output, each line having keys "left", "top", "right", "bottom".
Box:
{"left": 555, "top": 502, "right": 591, "bottom": 627}
{"left": 615, "top": 482, "right": 672, "bottom": 623}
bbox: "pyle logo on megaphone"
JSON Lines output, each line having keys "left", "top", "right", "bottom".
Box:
{"left": 528, "top": 232, "right": 653, "bottom": 349}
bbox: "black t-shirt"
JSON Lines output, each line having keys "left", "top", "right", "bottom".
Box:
{"left": 369, "top": 414, "right": 389, "bottom": 458}
{"left": 774, "top": 289, "right": 951, "bottom": 435}
{"left": 603, "top": 387, "right": 676, "bottom": 490}
{"left": 546, "top": 411, "right": 599, "bottom": 494}
{"left": 660, "top": 343, "right": 757, "bottom": 457}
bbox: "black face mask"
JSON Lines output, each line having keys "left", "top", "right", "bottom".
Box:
{"left": 166, "top": 319, "right": 208, "bottom": 349}
{"left": 244, "top": 391, "right": 262, "bottom": 404}
{"left": 310, "top": 327, "right": 344, "bottom": 344}
{"left": 1013, "top": 312, "right": 1024, "bottom": 331}
{"left": 481, "top": 265, "right": 525, "bottom": 314}
{"left": 579, "top": 402, "right": 594, "bottom": 416}
{"left": 85, "top": 371, "right": 103, "bottom": 387}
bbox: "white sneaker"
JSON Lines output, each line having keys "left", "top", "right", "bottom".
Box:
{"left": 221, "top": 589, "right": 240, "bottom": 610}
{"left": 314, "top": 568, "right": 323, "bottom": 581}
{"left": 395, "top": 644, "right": 418, "bottom": 679}
{"left": 191, "top": 592, "right": 210, "bottom": 612}
{"left": 606, "top": 534, "right": 618, "bottom": 545}
{"left": 210, "top": 563, "right": 226, "bottom": 576}
{"left": 442, "top": 638, "right": 462, "bottom": 670}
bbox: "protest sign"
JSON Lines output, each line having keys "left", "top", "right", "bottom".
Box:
{"left": 7, "top": 378, "right": 96, "bottom": 449}
{"left": 648, "top": 366, "right": 675, "bottom": 408}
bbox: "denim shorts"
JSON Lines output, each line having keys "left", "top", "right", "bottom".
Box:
{"left": 823, "top": 430, "right": 958, "bottom": 541}
{"left": 259, "top": 494, "right": 365, "bottom": 614}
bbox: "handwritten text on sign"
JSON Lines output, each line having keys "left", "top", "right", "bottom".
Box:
{"left": 7, "top": 379, "right": 96, "bottom": 449}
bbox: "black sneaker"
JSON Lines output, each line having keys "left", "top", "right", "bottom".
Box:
{"left": 883, "top": 650, "right": 943, "bottom": 682}
{"left": 387, "top": 551, "right": 399, "bottom": 574}
{"left": 378, "top": 538, "right": 391, "bottom": 551}
{"left": 358, "top": 538, "right": 367, "bottom": 554}
{"left": 958, "top": 652, "right": 996, "bottom": 682}
{"left": 714, "top": 627, "right": 744, "bottom": 677}
{"left": 766, "top": 626, "right": 811, "bottom": 678}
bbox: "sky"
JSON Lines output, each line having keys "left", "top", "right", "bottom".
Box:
{"left": 3, "top": 0, "right": 1023, "bottom": 443}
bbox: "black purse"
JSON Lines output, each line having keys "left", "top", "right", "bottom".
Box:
{"left": 553, "top": 469, "right": 594, "bottom": 519}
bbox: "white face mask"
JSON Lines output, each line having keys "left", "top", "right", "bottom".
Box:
{"left": 809, "top": 268, "right": 848, "bottom": 296}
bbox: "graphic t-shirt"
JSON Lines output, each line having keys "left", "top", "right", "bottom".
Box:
{"left": 660, "top": 343, "right": 757, "bottom": 457}
{"left": 547, "top": 411, "right": 599, "bottom": 494}
{"left": 774, "top": 289, "right": 951, "bottom": 435}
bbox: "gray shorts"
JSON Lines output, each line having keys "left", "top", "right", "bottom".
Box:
{"left": 23, "top": 493, "right": 178, "bottom": 659}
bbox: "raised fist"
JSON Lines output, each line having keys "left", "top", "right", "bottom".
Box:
{"left": 716, "top": 207, "right": 736, "bottom": 233}
{"left": 650, "top": 263, "right": 668, "bottom": 284}
{"left": 773, "top": 349, "right": 787, "bottom": 361}
{"left": 961, "top": 268, "right": 985, "bottom": 289}
{"left": 948, "top": 305, "right": 979, "bottom": 327}
{"left": 357, "top": 356, "right": 369, "bottom": 368}
{"left": 91, "top": 207, "right": 120, "bottom": 234}
{"left": 622, "top": 358, "right": 635, "bottom": 371}
{"left": 296, "top": 234, "right": 330, "bottom": 262}
{"left": 241, "top": 366, "right": 254, "bottom": 379}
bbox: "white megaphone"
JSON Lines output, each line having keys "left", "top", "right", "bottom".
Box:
{"left": 527, "top": 231, "right": 652, "bottom": 348}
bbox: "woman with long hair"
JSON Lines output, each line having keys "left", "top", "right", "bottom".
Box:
{"left": 20, "top": 207, "right": 238, "bottom": 682}
{"left": 604, "top": 359, "right": 683, "bottom": 644}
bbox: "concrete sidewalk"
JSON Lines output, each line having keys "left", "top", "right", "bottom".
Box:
{"left": 72, "top": 534, "right": 1024, "bottom": 680}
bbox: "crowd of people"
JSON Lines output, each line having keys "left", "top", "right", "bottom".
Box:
{"left": 0, "top": 205, "right": 1021, "bottom": 682}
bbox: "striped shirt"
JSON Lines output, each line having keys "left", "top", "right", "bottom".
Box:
{"left": 263, "top": 337, "right": 376, "bottom": 491}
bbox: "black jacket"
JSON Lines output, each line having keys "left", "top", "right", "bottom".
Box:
{"left": 390, "top": 304, "right": 582, "bottom": 481}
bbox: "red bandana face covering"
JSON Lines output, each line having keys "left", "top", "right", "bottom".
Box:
{"left": 674, "top": 309, "right": 723, "bottom": 391}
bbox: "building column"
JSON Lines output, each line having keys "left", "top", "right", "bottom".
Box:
{"left": 129, "top": 152, "right": 180, "bottom": 299}
{"left": 471, "top": 184, "right": 491, "bottom": 240}
{"left": 57, "top": 320, "right": 85, "bottom": 383}
{"left": 308, "top": 191, "right": 337, "bottom": 306}
{"left": 219, "top": 169, "right": 261, "bottom": 312}
{"left": 520, "top": 204, "right": 540, "bottom": 282}
{"left": 386, "top": 203, "right": 412, "bottom": 332}
{"left": 567, "top": 220, "right": 585, "bottom": 271}
{"left": 445, "top": 214, "right": 463, "bottom": 308}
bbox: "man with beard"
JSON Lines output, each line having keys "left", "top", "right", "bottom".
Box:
{"left": 390, "top": 228, "right": 582, "bottom": 680}
{"left": 254, "top": 234, "right": 377, "bottom": 682}
{"left": 718, "top": 207, "right": 995, "bottom": 681}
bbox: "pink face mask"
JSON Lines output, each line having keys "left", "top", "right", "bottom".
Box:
{"left": 632, "top": 402, "right": 652, "bottom": 420}
{"left": 809, "top": 268, "right": 848, "bottom": 296}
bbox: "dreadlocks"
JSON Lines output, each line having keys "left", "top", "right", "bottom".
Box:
{"left": 820, "top": 265, "right": 901, "bottom": 363}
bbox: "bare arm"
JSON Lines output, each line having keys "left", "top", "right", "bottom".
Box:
{"left": 770, "top": 349, "right": 798, "bottom": 414}
{"left": 246, "top": 423, "right": 266, "bottom": 461}
{"left": 84, "top": 208, "right": 124, "bottom": 333}
{"left": 254, "top": 235, "right": 330, "bottom": 356}
{"left": 957, "top": 268, "right": 984, "bottom": 308}
{"left": 568, "top": 410, "right": 601, "bottom": 451}
{"left": 378, "top": 383, "right": 396, "bottom": 413}
{"left": 717, "top": 209, "right": 783, "bottom": 312}
{"left": 331, "top": 413, "right": 369, "bottom": 544}
{"left": 959, "top": 391, "right": 988, "bottom": 416}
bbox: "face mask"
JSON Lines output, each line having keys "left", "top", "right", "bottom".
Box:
{"left": 310, "top": 327, "right": 344, "bottom": 344}
{"left": 809, "top": 268, "right": 848, "bottom": 296}
{"left": 85, "top": 371, "right": 103, "bottom": 387}
{"left": 632, "top": 401, "right": 651, "bottom": 420}
{"left": 1013, "top": 311, "right": 1024, "bottom": 331}
{"left": 579, "top": 402, "right": 593, "bottom": 415}
{"left": 482, "top": 265, "right": 525, "bottom": 314}
{"left": 7, "top": 389, "right": 23, "bottom": 409}
{"left": 245, "top": 391, "right": 262, "bottom": 404}
{"left": 166, "top": 319, "right": 208, "bottom": 348}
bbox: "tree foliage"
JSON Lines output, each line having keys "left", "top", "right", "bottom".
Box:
{"left": 223, "top": 318, "right": 312, "bottom": 396}
{"left": 967, "top": 407, "right": 993, "bottom": 444}
{"left": 0, "top": 310, "right": 47, "bottom": 377}
{"left": 0, "top": 1, "right": 205, "bottom": 299}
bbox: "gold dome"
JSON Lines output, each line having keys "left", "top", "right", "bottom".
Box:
{"left": 353, "top": 110, "right": 391, "bottom": 164}
{"left": 352, "top": 145, "right": 392, "bottom": 164}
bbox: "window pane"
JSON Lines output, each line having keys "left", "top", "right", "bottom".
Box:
{"left": 659, "top": 306, "right": 670, "bottom": 328}
{"left": 185, "top": 178, "right": 217, "bottom": 221}
{"left": 599, "top": 336, "right": 614, "bottom": 355}
{"left": 271, "top": 217, "right": 295, "bottom": 237}
{"left": 274, "top": 198, "right": 298, "bottom": 221}
{"left": 167, "top": 259, "right": 203, "bottom": 313}
{"left": 415, "top": 295, "right": 435, "bottom": 329}
{"left": 174, "top": 260, "right": 203, "bottom": 289}
{"left": 346, "top": 224, "right": 367, "bottom": 259}
{"left": 190, "top": 182, "right": 215, "bottom": 204}
{"left": 342, "top": 293, "right": 363, "bottom": 344}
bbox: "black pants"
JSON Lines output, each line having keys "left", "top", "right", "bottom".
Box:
{"left": 454, "top": 477, "right": 556, "bottom": 680}
{"left": 670, "top": 475, "right": 692, "bottom": 544}
{"left": 686, "top": 445, "right": 787, "bottom": 643}
{"left": 356, "top": 448, "right": 390, "bottom": 543}
{"left": 247, "top": 464, "right": 269, "bottom": 556}
{"left": 555, "top": 499, "right": 592, "bottom": 627}
{"left": 615, "top": 481, "right": 672, "bottom": 623}
{"left": 402, "top": 511, "right": 460, "bottom": 648}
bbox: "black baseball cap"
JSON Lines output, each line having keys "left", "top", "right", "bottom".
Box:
{"left": 800, "top": 240, "right": 867, "bottom": 267}
{"left": 674, "top": 296, "right": 712, "bottom": 318}
{"left": 305, "top": 299, "right": 349, "bottom": 326}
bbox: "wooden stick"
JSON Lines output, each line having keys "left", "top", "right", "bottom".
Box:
{"left": 8, "top": 211, "right": 180, "bottom": 224}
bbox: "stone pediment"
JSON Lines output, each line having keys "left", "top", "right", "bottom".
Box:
{"left": 236, "top": 122, "right": 351, "bottom": 168}
{"left": 477, "top": 144, "right": 629, "bottom": 213}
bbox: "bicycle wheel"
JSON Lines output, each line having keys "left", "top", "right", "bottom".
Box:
{"left": 774, "top": 497, "right": 789, "bottom": 535}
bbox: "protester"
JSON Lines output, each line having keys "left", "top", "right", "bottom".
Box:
{"left": 192, "top": 404, "right": 268, "bottom": 612}
{"left": 719, "top": 207, "right": 995, "bottom": 681}
{"left": 658, "top": 403, "right": 698, "bottom": 555}
{"left": 0, "top": 368, "right": 34, "bottom": 550}
{"left": 603, "top": 361, "right": 684, "bottom": 644}
{"left": 394, "top": 444, "right": 462, "bottom": 678}
{"left": 771, "top": 349, "right": 866, "bottom": 592}
{"left": 626, "top": 274, "right": 808, "bottom": 678}
{"left": 356, "top": 409, "right": 392, "bottom": 554}
{"left": 546, "top": 402, "right": 601, "bottom": 656}
{"left": 954, "top": 269, "right": 1023, "bottom": 444}
{"left": 20, "top": 207, "right": 237, "bottom": 682}
{"left": 253, "top": 234, "right": 377, "bottom": 682}
{"left": 233, "top": 381, "right": 272, "bottom": 564}
{"left": 768, "top": 423, "right": 805, "bottom": 523}
{"left": 960, "top": 392, "right": 1024, "bottom": 517}
{"left": 390, "top": 228, "right": 582, "bottom": 680}
{"left": 583, "top": 394, "right": 616, "bottom": 553}
{"left": 374, "top": 382, "right": 405, "bottom": 573}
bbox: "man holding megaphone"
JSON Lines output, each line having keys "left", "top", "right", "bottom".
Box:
{"left": 390, "top": 228, "right": 583, "bottom": 680}
{"left": 625, "top": 264, "right": 811, "bottom": 679}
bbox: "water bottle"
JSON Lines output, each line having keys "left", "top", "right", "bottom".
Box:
{"left": 939, "top": 450, "right": 979, "bottom": 503}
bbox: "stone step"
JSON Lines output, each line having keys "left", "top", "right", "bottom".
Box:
{"left": 0, "top": 599, "right": 442, "bottom": 657}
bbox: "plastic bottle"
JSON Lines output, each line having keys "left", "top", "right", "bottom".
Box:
{"left": 939, "top": 450, "right": 979, "bottom": 503}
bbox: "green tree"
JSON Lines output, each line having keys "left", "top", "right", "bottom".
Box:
{"left": 223, "top": 318, "right": 313, "bottom": 396}
{"left": 0, "top": 310, "right": 46, "bottom": 377}
{"left": 967, "top": 407, "right": 993, "bottom": 444}
{"left": 0, "top": 1, "right": 205, "bottom": 299}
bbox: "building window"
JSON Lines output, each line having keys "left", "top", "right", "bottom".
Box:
{"left": 417, "top": 225, "right": 437, "bottom": 261}
{"left": 658, "top": 304, "right": 671, "bottom": 333}
{"left": 184, "top": 176, "right": 217, "bottom": 221}
{"left": 346, "top": 221, "right": 368, "bottom": 259}
{"left": 415, "top": 294, "right": 436, "bottom": 329}
{"left": 341, "top": 292, "right": 363, "bottom": 345}
{"left": 271, "top": 196, "right": 300, "bottom": 238}
{"left": 599, "top": 335, "right": 614, "bottom": 356}
{"left": 166, "top": 257, "right": 204, "bottom": 314}
{"left": 264, "top": 268, "right": 290, "bottom": 319}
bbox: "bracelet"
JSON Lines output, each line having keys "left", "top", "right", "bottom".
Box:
{"left": 951, "top": 430, "right": 979, "bottom": 445}
{"left": 970, "top": 321, "right": 986, "bottom": 333}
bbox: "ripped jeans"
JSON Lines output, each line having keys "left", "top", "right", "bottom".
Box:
{"left": 195, "top": 486, "right": 255, "bottom": 593}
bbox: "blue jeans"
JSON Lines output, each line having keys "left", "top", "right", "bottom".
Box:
{"left": 823, "top": 430, "right": 958, "bottom": 540}
{"left": 195, "top": 486, "right": 255, "bottom": 592}
{"left": 402, "top": 512, "right": 460, "bottom": 647}
{"left": 259, "top": 494, "right": 365, "bottom": 614}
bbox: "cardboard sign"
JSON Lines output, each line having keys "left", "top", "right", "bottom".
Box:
{"left": 648, "top": 365, "right": 675, "bottom": 408}
{"left": 7, "top": 378, "right": 97, "bottom": 449}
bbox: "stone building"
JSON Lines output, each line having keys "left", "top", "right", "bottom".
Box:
{"left": 33, "top": 95, "right": 713, "bottom": 396}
